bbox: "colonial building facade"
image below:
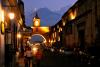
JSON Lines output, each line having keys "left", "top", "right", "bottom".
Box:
{"left": 49, "top": 0, "right": 100, "bottom": 51}
{"left": 0, "top": 0, "right": 25, "bottom": 66}
{"left": 0, "top": 0, "right": 5, "bottom": 66}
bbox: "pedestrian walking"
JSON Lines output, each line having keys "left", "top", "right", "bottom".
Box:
{"left": 32, "top": 55, "right": 37, "bottom": 67}
{"left": 24, "top": 47, "right": 32, "bottom": 67}
{"left": 35, "top": 49, "right": 43, "bottom": 67}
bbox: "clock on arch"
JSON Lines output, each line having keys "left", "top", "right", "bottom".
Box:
{"left": 33, "top": 13, "right": 40, "bottom": 27}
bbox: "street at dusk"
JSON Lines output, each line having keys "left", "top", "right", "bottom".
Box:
{"left": 0, "top": 0, "right": 100, "bottom": 67}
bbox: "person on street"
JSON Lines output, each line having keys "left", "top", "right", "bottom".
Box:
{"left": 24, "top": 47, "right": 32, "bottom": 67}
{"left": 35, "top": 49, "right": 43, "bottom": 67}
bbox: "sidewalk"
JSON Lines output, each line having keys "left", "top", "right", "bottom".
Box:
{"left": 16, "top": 51, "right": 25, "bottom": 67}
{"left": 17, "top": 57, "right": 33, "bottom": 67}
{"left": 17, "top": 57, "right": 25, "bottom": 67}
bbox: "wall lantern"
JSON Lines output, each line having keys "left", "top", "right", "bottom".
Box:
{"left": 69, "top": 10, "right": 76, "bottom": 20}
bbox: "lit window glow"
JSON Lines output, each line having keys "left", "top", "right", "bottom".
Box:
{"left": 58, "top": 27, "right": 62, "bottom": 32}
{"left": 51, "top": 40, "right": 53, "bottom": 44}
{"left": 63, "top": 21, "right": 65, "bottom": 26}
{"left": 54, "top": 32, "right": 56, "bottom": 38}
{"left": 53, "top": 33, "right": 54, "bottom": 38}
{"left": 57, "top": 25, "right": 59, "bottom": 29}
{"left": 49, "top": 39, "right": 51, "bottom": 42}
{"left": 60, "top": 27, "right": 62, "bottom": 31}
{"left": 58, "top": 36, "right": 60, "bottom": 41}
{"left": 59, "top": 28, "right": 60, "bottom": 32}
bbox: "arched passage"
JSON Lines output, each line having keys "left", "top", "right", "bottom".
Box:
{"left": 30, "top": 34, "right": 46, "bottom": 43}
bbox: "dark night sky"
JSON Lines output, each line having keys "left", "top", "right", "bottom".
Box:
{"left": 22, "top": 0, "right": 77, "bottom": 26}
{"left": 22, "top": 0, "right": 77, "bottom": 11}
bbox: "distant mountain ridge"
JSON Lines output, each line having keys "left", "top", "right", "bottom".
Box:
{"left": 25, "top": 6, "right": 70, "bottom": 26}
{"left": 33, "top": 8, "right": 61, "bottom": 26}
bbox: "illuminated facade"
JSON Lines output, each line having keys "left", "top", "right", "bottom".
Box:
{"left": 23, "top": 13, "right": 50, "bottom": 46}
{"left": 1, "top": 0, "right": 25, "bottom": 66}
{"left": 0, "top": 1, "right": 5, "bottom": 66}
{"left": 32, "top": 13, "right": 50, "bottom": 45}
{"left": 49, "top": 0, "right": 100, "bottom": 50}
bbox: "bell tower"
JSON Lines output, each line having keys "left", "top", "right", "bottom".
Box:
{"left": 33, "top": 13, "right": 40, "bottom": 27}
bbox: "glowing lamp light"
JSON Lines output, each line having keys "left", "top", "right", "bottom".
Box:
{"left": 60, "top": 27, "right": 62, "bottom": 32}
{"left": 70, "top": 12, "right": 75, "bottom": 20}
{"left": 43, "top": 40, "right": 46, "bottom": 43}
{"left": 32, "top": 47, "right": 38, "bottom": 55}
{"left": 32, "top": 47, "right": 38, "bottom": 52}
{"left": 0, "top": 5, "right": 4, "bottom": 22}
{"left": 58, "top": 36, "right": 60, "bottom": 41}
{"left": 1, "top": 10, "right": 4, "bottom": 22}
{"left": 40, "top": 27, "right": 50, "bottom": 33}
{"left": 54, "top": 32, "right": 56, "bottom": 38}
{"left": 8, "top": 12, "right": 15, "bottom": 20}
{"left": 49, "top": 39, "right": 51, "bottom": 42}
{"left": 28, "top": 36, "right": 31, "bottom": 39}
{"left": 63, "top": 22, "right": 65, "bottom": 26}
{"left": 59, "top": 28, "right": 60, "bottom": 32}
{"left": 50, "top": 40, "right": 53, "bottom": 44}
{"left": 70, "top": 10, "right": 76, "bottom": 20}
{"left": 53, "top": 33, "right": 54, "bottom": 38}
{"left": 17, "top": 33, "right": 21, "bottom": 39}
{"left": 34, "top": 20, "right": 40, "bottom": 27}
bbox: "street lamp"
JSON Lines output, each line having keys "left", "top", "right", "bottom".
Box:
{"left": 17, "top": 33, "right": 21, "bottom": 39}
{"left": 17, "top": 33, "right": 24, "bottom": 56}
{"left": 8, "top": 12, "right": 16, "bottom": 50}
